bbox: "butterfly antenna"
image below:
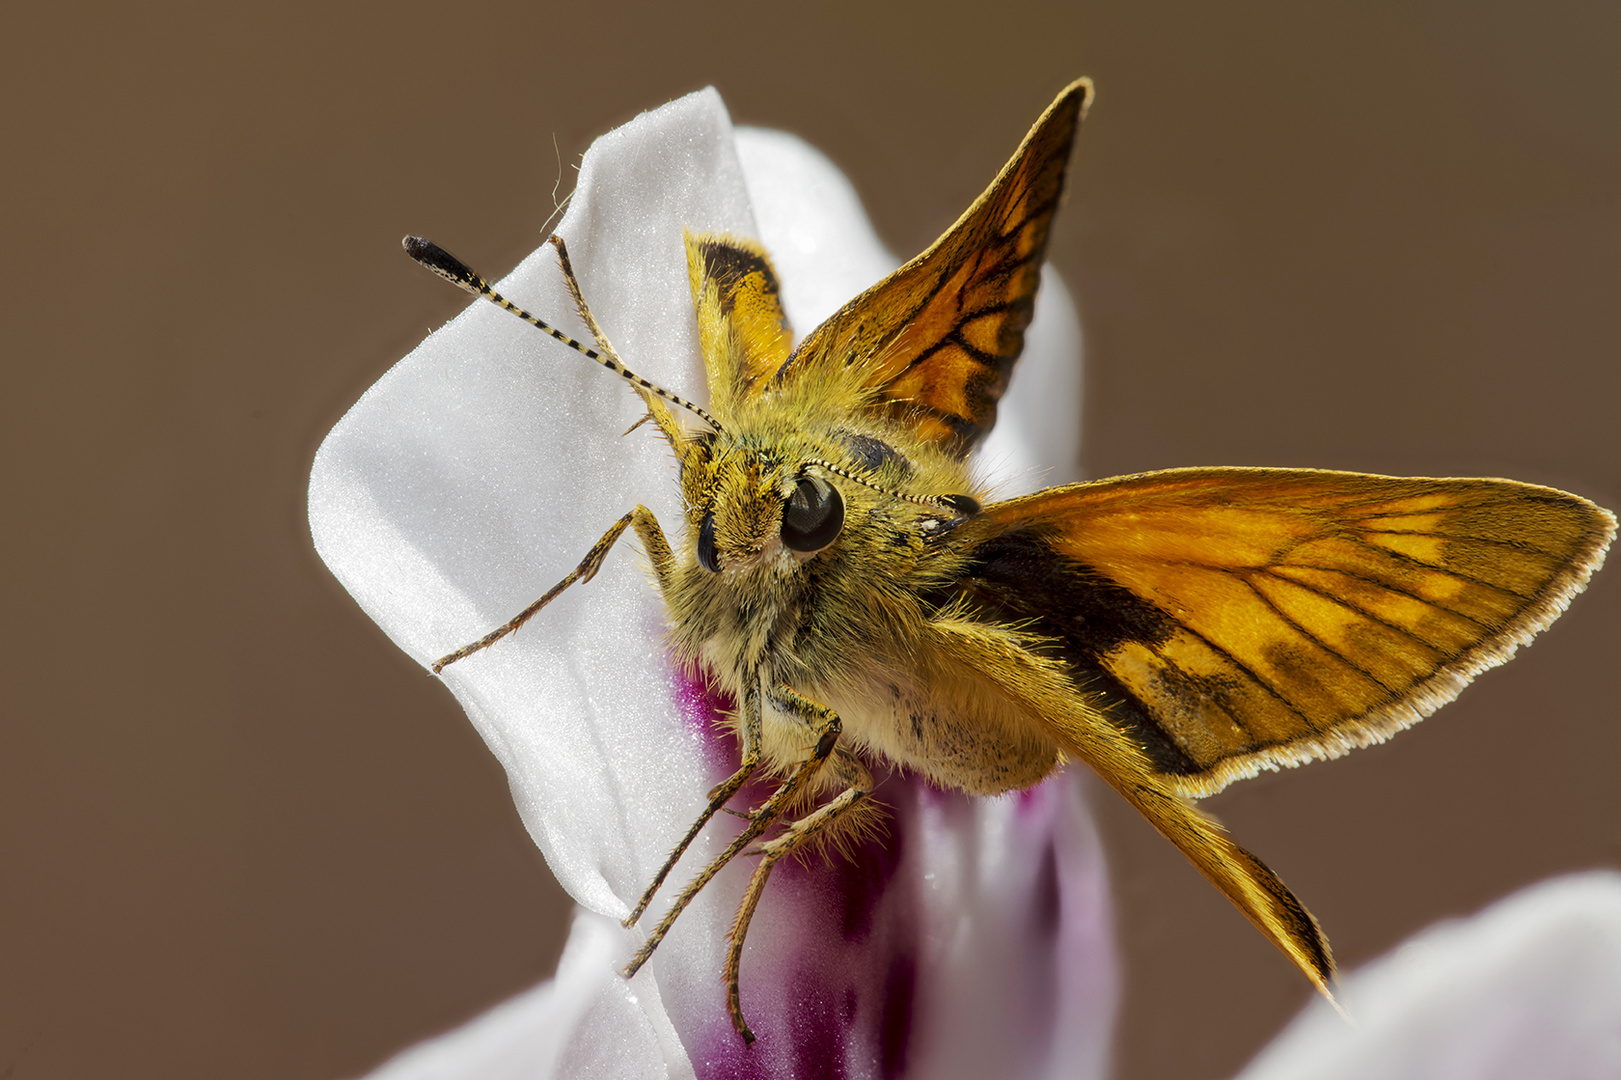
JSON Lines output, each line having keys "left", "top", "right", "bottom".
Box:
{"left": 803, "top": 458, "right": 979, "bottom": 516}
{"left": 402, "top": 236, "right": 725, "bottom": 434}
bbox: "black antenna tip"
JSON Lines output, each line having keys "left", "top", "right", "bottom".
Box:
{"left": 940, "top": 494, "right": 980, "bottom": 516}
{"left": 402, "top": 236, "right": 482, "bottom": 292}
{"left": 408, "top": 231, "right": 447, "bottom": 261}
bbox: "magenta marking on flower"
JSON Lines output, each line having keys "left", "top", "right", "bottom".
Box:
{"left": 877, "top": 952, "right": 916, "bottom": 1079}
{"left": 1033, "top": 841, "right": 1062, "bottom": 940}
{"left": 662, "top": 650, "right": 931, "bottom": 1075}
{"left": 1016, "top": 783, "right": 1051, "bottom": 816}
{"left": 672, "top": 667, "right": 738, "bottom": 770}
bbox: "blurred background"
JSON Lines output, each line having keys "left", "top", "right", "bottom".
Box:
{"left": 3, "top": 2, "right": 1617, "bottom": 1078}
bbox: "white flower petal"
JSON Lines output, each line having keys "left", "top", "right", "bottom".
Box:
{"left": 312, "top": 91, "right": 759, "bottom": 1068}
{"left": 361, "top": 910, "right": 671, "bottom": 1080}
{"left": 311, "top": 89, "right": 750, "bottom": 925}
{"left": 1238, "top": 872, "right": 1621, "bottom": 1080}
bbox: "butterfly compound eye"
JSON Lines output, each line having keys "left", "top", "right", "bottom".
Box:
{"left": 697, "top": 511, "right": 720, "bottom": 573}
{"left": 781, "top": 476, "right": 844, "bottom": 553}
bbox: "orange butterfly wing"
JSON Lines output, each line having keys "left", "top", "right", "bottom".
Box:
{"left": 962, "top": 468, "right": 1614, "bottom": 798}
{"left": 779, "top": 78, "right": 1092, "bottom": 456}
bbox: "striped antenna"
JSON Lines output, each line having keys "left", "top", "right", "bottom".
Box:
{"left": 802, "top": 458, "right": 980, "bottom": 516}
{"left": 402, "top": 236, "right": 725, "bottom": 434}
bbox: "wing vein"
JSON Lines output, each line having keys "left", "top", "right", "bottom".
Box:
{"left": 1286, "top": 562, "right": 1499, "bottom": 631}
{"left": 1258, "top": 565, "right": 1452, "bottom": 654}
{"left": 1240, "top": 573, "right": 1403, "bottom": 702}
{"left": 1156, "top": 620, "right": 1316, "bottom": 729}
{"left": 1343, "top": 536, "right": 1535, "bottom": 602}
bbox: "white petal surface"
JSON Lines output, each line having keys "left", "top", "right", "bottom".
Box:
{"left": 313, "top": 89, "right": 1107, "bottom": 1078}
{"left": 311, "top": 89, "right": 750, "bottom": 925}
{"left": 362, "top": 911, "right": 673, "bottom": 1080}
{"left": 1238, "top": 872, "right": 1621, "bottom": 1080}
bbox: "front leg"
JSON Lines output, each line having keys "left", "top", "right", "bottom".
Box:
{"left": 432, "top": 504, "right": 675, "bottom": 673}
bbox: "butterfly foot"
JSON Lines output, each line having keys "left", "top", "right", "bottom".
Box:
{"left": 728, "top": 995, "right": 756, "bottom": 1045}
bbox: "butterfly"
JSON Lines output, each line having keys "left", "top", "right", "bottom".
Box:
{"left": 405, "top": 77, "right": 1614, "bottom": 1042}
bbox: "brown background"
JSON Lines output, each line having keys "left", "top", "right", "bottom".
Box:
{"left": 4, "top": 3, "right": 1617, "bottom": 1078}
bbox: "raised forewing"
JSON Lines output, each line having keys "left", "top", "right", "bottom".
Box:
{"left": 780, "top": 79, "right": 1092, "bottom": 456}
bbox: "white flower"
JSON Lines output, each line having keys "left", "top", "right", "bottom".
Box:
{"left": 309, "top": 89, "right": 1112, "bottom": 1079}
{"left": 1239, "top": 871, "right": 1621, "bottom": 1080}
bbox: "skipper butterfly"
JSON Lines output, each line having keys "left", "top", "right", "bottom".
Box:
{"left": 404, "top": 78, "right": 1613, "bottom": 1042}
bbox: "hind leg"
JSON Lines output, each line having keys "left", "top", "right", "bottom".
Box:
{"left": 723, "top": 687, "right": 875, "bottom": 1042}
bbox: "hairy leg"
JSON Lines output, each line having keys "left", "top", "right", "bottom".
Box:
{"left": 432, "top": 505, "right": 674, "bottom": 673}
{"left": 725, "top": 732, "right": 873, "bottom": 1042}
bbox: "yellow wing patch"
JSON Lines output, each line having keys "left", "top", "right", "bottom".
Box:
{"left": 684, "top": 231, "right": 794, "bottom": 419}
{"left": 980, "top": 468, "right": 1615, "bottom": 797}
{"left": 781, "top": 78, "right": 1093, "bottom": 456}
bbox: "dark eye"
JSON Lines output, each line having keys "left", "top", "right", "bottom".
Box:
{"left": 781, "top": 476, "right": 844, "bottom": 553}
{"left": 697, "top": 511, "right": 720, "bottom": 572}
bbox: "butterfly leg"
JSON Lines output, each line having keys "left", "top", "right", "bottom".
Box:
{"left": 433, "top": 505, "right": 674, "bottom": 672}
{"left": 624, "top": 677, "right": 763, "bottom": 926}
{"left": 622, "top": 681, "right": 843, "bottom": 991}
{"left": 725, "top": 732, "right": 873, "bottom": 1042}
